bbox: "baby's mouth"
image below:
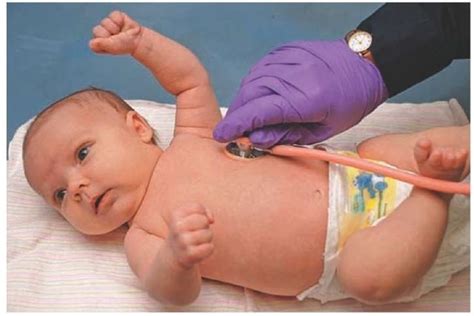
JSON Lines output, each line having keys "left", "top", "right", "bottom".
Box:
{"left": 94, "top": 191, "right": 108, "bottom": 213}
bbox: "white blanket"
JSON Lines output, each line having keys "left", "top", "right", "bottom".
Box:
{"left": 7, "top": 99, "right": 470, "bottom": 311}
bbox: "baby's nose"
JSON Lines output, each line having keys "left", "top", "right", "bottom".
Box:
{"left": 67, "top": 176, "right": 90, "bottom": 202}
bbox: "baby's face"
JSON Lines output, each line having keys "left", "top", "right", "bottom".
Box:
{"left": 24, "top": 103, "right": 159, "bottom": 235}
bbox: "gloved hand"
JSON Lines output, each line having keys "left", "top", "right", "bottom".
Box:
{"left": 213, "top": 39, "right": 388, "bottom": 148}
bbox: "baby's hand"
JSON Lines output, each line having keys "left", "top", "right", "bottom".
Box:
{"left": 167, "top": 203, "right": 215, "bottom": 270}
{"left": 89, "top": 10, "right": 143, "bottom": 55}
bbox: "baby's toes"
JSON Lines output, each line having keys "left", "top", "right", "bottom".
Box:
{"left": 454, "top": 148, "right": 469, "bottom": 168}
{"left": 414, "top": 138, "right": 431, "bottom": 164}
{"left": 428, "top": 148, "right": 443, "bottom": 167}
{"left": 442, "top": 150, "right": 456, "bottom": 169}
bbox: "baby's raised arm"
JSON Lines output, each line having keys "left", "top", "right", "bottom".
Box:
{"left": 90, "top": 11, "right": 222, "bottom": 138}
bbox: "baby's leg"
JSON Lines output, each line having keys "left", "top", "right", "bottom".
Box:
{"left": 336, "top": 139, "right": 469, "bottom": 304}
{"left": 357, "top": 125, "right": 470, "bottom": 178}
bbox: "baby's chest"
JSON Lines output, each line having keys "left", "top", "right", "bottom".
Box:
{"left": 131, "top": 174, "right": 211, "bottom": 239}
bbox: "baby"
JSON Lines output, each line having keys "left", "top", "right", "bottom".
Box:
{"left": 22, "top": 11, "right": 470, "bottom": 306}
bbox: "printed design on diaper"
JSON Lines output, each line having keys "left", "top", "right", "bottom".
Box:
{"left": 352, "top": 172, "right": 389, "bottom": 218}
{"left": 337, "top": 151, "right": 399, "bottom": 250}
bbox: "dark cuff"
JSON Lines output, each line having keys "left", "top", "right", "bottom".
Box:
{"left": 358, "top": 3, "right": 469, "bottom": 97}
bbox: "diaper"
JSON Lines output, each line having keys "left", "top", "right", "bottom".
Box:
{"left": 297, "top": 147, "right": 415, "bottom": 303}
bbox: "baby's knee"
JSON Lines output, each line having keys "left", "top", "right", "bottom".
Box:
{"left": 336, "top": 234, "right": 419, "bottom": 305}
{"left": 356, "top": 138, "right": 374, "bottom": 156}
{"left": 356, "top": 136, "right": 386, "bottom": 159}
{"left": 337, "top": 269, "right": 409, "bottom": 304}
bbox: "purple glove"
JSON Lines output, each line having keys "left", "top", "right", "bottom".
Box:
{"left": 213, "top": 39, "right": 388, "bottom": 148}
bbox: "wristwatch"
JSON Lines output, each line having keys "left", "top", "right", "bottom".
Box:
{"left": 344, "top": 30, "right": 375, "bottom": 63}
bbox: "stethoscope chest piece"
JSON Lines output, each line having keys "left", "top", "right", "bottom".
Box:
{"left": 225, "top": 141, "right": 267, "bottom": 160}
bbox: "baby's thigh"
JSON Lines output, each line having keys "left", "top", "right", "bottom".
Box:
{"left": 337, "top": 188, "right": 448, "bottom": 303}
{"left": 357, "top": 132, "right": 418, "bottom": 172}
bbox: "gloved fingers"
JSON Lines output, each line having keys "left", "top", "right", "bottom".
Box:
{"left": 248, "top": 123, "right": 336, "bottom": 148}
{"left": 233, "top": 74, "right": 312, "bottom": 113}
{"left": 248, "top": 41, "right": 319, "bottom": 72}
{"left": 239, "top": 63, "right": 335, "bottom": 123}
{"left": 214, "top": 94, "right": 296, "bottom": 143}
{"left": 243, "top": 59, "right": 309, "bottom": 86}
{"left": 226, "top": 83, "right": 274, "bottom": 116}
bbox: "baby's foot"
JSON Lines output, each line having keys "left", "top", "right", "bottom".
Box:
{"left": 414, "top": 138, "right": 469, "bottom": 182}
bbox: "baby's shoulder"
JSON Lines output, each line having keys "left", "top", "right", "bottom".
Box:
{"left": 170, "top": 132, "right": 210, "bottom": 145}
{"left": 166, "top": 132, "right": 221, "bottom": 154}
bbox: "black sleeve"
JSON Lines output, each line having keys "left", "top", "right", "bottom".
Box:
{"left": 357, "top": 3, "right": 470, "bottom": 97}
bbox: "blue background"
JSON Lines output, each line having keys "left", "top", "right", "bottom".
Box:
{"left": 7, "top": 3, "right": 470, "bottom": 145}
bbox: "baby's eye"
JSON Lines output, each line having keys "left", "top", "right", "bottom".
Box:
{"left": 77, "top": 146, "right": 89, "bottom": 161}
{"left": 55, "top": 189, "right": 66, "bottom": 202}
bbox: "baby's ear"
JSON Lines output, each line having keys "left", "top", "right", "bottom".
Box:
{"left": 125, "top": 111, "right": 154, "bottom": 143}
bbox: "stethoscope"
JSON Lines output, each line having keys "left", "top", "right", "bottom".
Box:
{"left": 224, "top": 138, "right": 470, "bottom": 196}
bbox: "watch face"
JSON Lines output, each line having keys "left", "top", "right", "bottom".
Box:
{"left": 348, "top": 31, "right": 372, "bottom": 53}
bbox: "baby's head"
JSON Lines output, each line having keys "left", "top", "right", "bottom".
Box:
{"left": 23, "top": 87, "right": 161, "bottom": 235}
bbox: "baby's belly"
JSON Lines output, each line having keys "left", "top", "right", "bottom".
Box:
{"left": 200, "top": 193, "right": 328, "bottom": 296}
{"left": 143, "top": 136, "right": 330, "bottom": 296}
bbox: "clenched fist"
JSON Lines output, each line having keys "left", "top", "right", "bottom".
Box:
{"left": 89, "top": 10, "right": 143, "bottom": 55}
{"left": 167, "top": 203, "right": 215, "bottom": 270}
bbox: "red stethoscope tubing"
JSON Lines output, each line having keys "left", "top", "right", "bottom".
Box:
{"left": 267, "top": 144, "right": 470, "bottom": 196}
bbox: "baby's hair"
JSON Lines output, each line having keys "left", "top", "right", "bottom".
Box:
{"left": 23, "top": 87, "right": 158, "bottom": 160}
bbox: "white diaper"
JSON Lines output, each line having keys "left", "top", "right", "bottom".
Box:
{"left": 297, "top": 147, "right": 416, "bottom": 303}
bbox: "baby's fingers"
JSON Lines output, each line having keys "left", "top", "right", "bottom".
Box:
{"left": 175, "top": 202, "right": 214, "bottom": 224}
{"left": 175, "top": 214, "right": 212, "bottom": 232}
{"left": 186, "top": 229, "right": 213, "bottom": 246}
{"left": 187, "top": 243, "right": 214, "bottom": 263}
{"left": 89, "top": 38, "right": 108, "bottom": 54}
{"left": 108, "top": 10, "right": 126, "bottom": 27}
{"left": 100, "top": 17, "right": 121, "bottom": 35}
{"left": 92, "top": 24, "right": 111, "bottom": 38}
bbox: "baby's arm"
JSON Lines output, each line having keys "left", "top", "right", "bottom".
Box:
{"left": 90, "top": 11, "right": 221, "bottom": 138}
{"left": 124, "top": 203, "right": 214, "bottom": 306}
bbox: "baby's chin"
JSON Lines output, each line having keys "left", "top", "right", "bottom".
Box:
{"left": 74, "top": 223, "right": 122, "bottom": 236}
{"left": 58, "top": 211, "right": 125, "bottom": 236}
